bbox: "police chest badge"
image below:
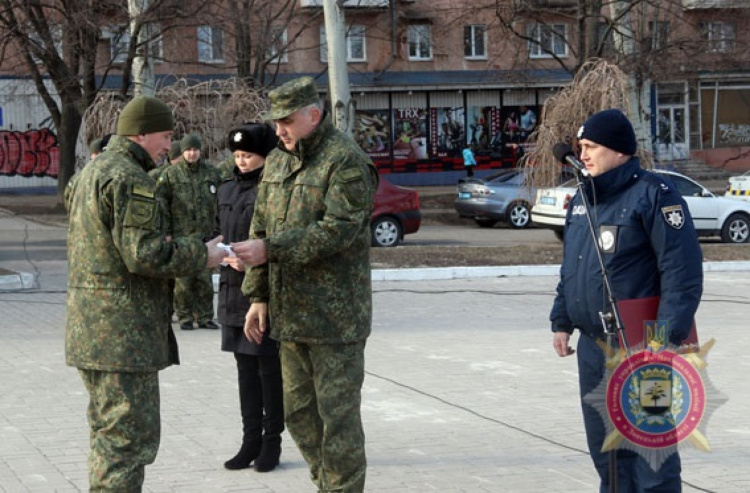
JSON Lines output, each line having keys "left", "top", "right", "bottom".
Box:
{"left": 599, "top": 225, "right": 618, "bottom": 254}
{"left": 662, "top": 205, "right": 685, "bottom": 229}
{"left": 583, "top": 331, "right": 727, "bottom": 472}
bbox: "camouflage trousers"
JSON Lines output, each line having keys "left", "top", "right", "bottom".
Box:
{"left": 173, "top": 269, "right": 214, "bottom": 323}
{"left": 78, "top": 369, "right": 161, "bottom": 492}
{"left": 281, "top": 341, "right": 367, "bottom": 493}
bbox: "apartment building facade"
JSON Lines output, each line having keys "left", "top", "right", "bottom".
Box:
{"left": 1, "top": 0, "right": 749, "bottom": 189}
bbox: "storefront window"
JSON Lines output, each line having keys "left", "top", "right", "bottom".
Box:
{"left": 701, "top": 86, "right": 750, "bottom": 148}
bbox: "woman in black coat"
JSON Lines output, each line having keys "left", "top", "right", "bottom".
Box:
{"left": 213, "top": 123, "right": 283, "bottom": 472}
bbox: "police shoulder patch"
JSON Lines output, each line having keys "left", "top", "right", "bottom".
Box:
{"left": 662, "top": 204, "right": 685, "bottom": 229}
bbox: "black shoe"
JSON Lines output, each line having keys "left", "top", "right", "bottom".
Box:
{"left": 198, "top": 320, "right": 219, "bottom": 330}
{"left": 224, "top": 440, "right": 262, "bottom": 470}
{"left": 179, "top": 321, "right": 194, "bottom": 331}
{"left": 254, "top": 436, "right": 281, "bottom": 472}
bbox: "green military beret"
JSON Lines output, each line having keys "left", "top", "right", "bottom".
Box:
{"left": 116, "top": 96, "right": 174, "bottom": 136}
{"left": 180, "top": 134, "right": 202, "bottom": 153}
{"left": 169, "top": 141, "right": 182, "bottom": 159}
{"left": 264, "top": 77, "right": 320, "bottom": 121}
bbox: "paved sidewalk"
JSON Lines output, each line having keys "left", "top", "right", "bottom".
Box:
{"left": 1, "top": 213, "right": 749, "bottom": 492}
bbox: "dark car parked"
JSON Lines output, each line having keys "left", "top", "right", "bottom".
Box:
{"left": 371, "top": 178, "right": 421, "bottom": 247}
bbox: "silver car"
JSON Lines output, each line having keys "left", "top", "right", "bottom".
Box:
{"left": 454, "top": 169, "right": 534, "bottom": 228}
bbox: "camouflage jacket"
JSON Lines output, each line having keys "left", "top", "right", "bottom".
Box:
{"left": 216, "top": 154, "right": 236, "bottom": 181}
{"left": 65, "top": 135, "right": 208, "bottom": 372}
{"left": 157, "top": 158, "right": 221, "bottom": 239}
{"left": 241, "top": 113, "right": 379, "bottom": 344}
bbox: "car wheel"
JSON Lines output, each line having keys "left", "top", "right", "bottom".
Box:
{"left": 371, "top": 216, "right": 402, "bottom": 247}
{"left": 506, "top": 201, "right": 531, "bottom": 228}
{"left": 720, "top": 213, "right": 750, "bottom": 243}
{"left": 553, "top": 230, "right": 565, "bottom": 242}
{"left": 475, "top": 218, "right": 497, "bottom": 228}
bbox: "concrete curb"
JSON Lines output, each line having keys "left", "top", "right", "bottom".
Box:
{"left": 6, "top": 261, "right": 748, "bottom": 293}
{"left": 0, "top": 271, "right": 37, "bottom": 291}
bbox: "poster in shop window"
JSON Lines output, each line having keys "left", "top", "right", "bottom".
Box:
{"left": 430, "top": 107, "right": 465, "bottom": 158}
{"left": 354, "top": 109, "right": 391, "bottom": 160}
{"left": 392, "top": 108, "right": 428, "bottom": 160}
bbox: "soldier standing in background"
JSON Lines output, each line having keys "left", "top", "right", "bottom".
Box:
{"left": 215, "top": 151, "right": 236, "bottom": 181}
{"left": 232, "top": 77, "right": 378, "bottom": 493}
{"left": 65, "top": 95, "right": 226, "bottom": 491}
{"left": 149, "top": 140, "right": 182, "bottom": 180}
{"left": 158, "top": 134, "right": 222, "bottom": 331}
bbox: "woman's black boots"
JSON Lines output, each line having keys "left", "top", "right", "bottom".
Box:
{"left": 225, "top": 354, "right": 264, "bottom": 470}
{"left": 254, "top": 356, "right": 284, "bottom": 472}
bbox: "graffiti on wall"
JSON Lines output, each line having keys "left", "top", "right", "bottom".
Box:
{"left": 0, "top": 128, "right": 60, "bottom": 178}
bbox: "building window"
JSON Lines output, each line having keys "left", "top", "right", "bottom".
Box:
{"left": 407, "top": 24, "right": 432, "bottom": 61}
{"left": 109, "top": 23, "right": 162, "bottom": 64}
{"left": 268, "top": 27, "right": 288, "bottom": 63}
{"left": 527, "top": 23, "right": 567, "bottom": 58}
{"left": 29, "top": 24, "right": 62, "bottom": 64}
{"left": 320, "top": 24, "right": 367, "bottom": 63}
{"left": 700, "top": 21, "right": 735, "bottom": 53}
{"left": 647, "top": 21, "right": 669, "bottom": 51}
{"left": 464, "top": 25, "right": 486, "bottom": 60}
{"left": 198, "top": 26, "right": 224, "bottom": 63}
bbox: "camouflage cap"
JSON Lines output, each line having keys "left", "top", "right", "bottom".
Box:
{"left": 264, "top": 77, "right": 320, "bottom": 121}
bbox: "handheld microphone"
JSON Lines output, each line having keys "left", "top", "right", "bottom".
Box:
{"left": 552, "top": 142, "right": 589, "bottom": 177}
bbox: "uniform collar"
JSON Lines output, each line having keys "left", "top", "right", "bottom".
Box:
{"left": 588, "top": 156, "right": 641, "bottom": 198}
{"left": 182, "top": 158, "right": 201, "bottom": 171}
{"left": 107, "top": 135, "right": 157, "bottom": 172}
{"left": 234, "top": 166, "right": 263, "bottom": 185}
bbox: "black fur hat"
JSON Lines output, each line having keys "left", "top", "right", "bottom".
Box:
{"left": 227, "top": 123, "right": 279, "bottom": 157}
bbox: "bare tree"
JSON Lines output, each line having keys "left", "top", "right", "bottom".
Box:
{"left": 0, "top": 0, "right": 206, "bottom": 196}
{"left": 220, "top": 0, "right": 322, "bottom": 87}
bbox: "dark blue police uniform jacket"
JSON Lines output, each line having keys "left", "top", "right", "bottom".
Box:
{"left": 550, "top": 156, "right": 704, "bottom": 491}
{"left": 550, "top": 157, "right": 703, "bottom": 345}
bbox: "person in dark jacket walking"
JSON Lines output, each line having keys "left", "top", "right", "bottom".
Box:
{"left": 550, "top": 109, "right": 703, "bottom": 492}
{"left": 214, "top": 123, "right": 285, "bottom": 472}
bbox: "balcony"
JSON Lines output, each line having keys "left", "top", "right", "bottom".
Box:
{"left": 300, "top": 0, "right": 389, "bottom": 8}
{"left": 683, "top": 0, "right": 749, "bottom": 8}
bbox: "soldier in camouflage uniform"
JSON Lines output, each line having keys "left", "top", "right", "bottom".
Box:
{"left": 157, "top": 134, "right": 222, "bottom": 330}
{"left": 63, "top": 134, "right": 113, "bottom": 212}
{"left": 65, "top": 95, "right": 226, "bottom": 491}
{"left": 215, "top": 152, "right": 236, "bottom": 181}
{"left": 148, "top": 140, "right": 182, "bottom": 180}
{"left": 233, "top": 77, "right": 378, "bottom": 493}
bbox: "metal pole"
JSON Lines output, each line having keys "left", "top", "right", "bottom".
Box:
{"left": 322, "top": 0, "right": 354, "bottom": 136}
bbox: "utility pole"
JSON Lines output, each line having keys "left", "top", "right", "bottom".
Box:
{"left": 322, "top": 0, "right": 354, "bottom": 136}
{"left": 609, "top": 0, "right": 651, "bottom": 153}
{"left": 128, "top": 0, "right": 156, "bottom": 97}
